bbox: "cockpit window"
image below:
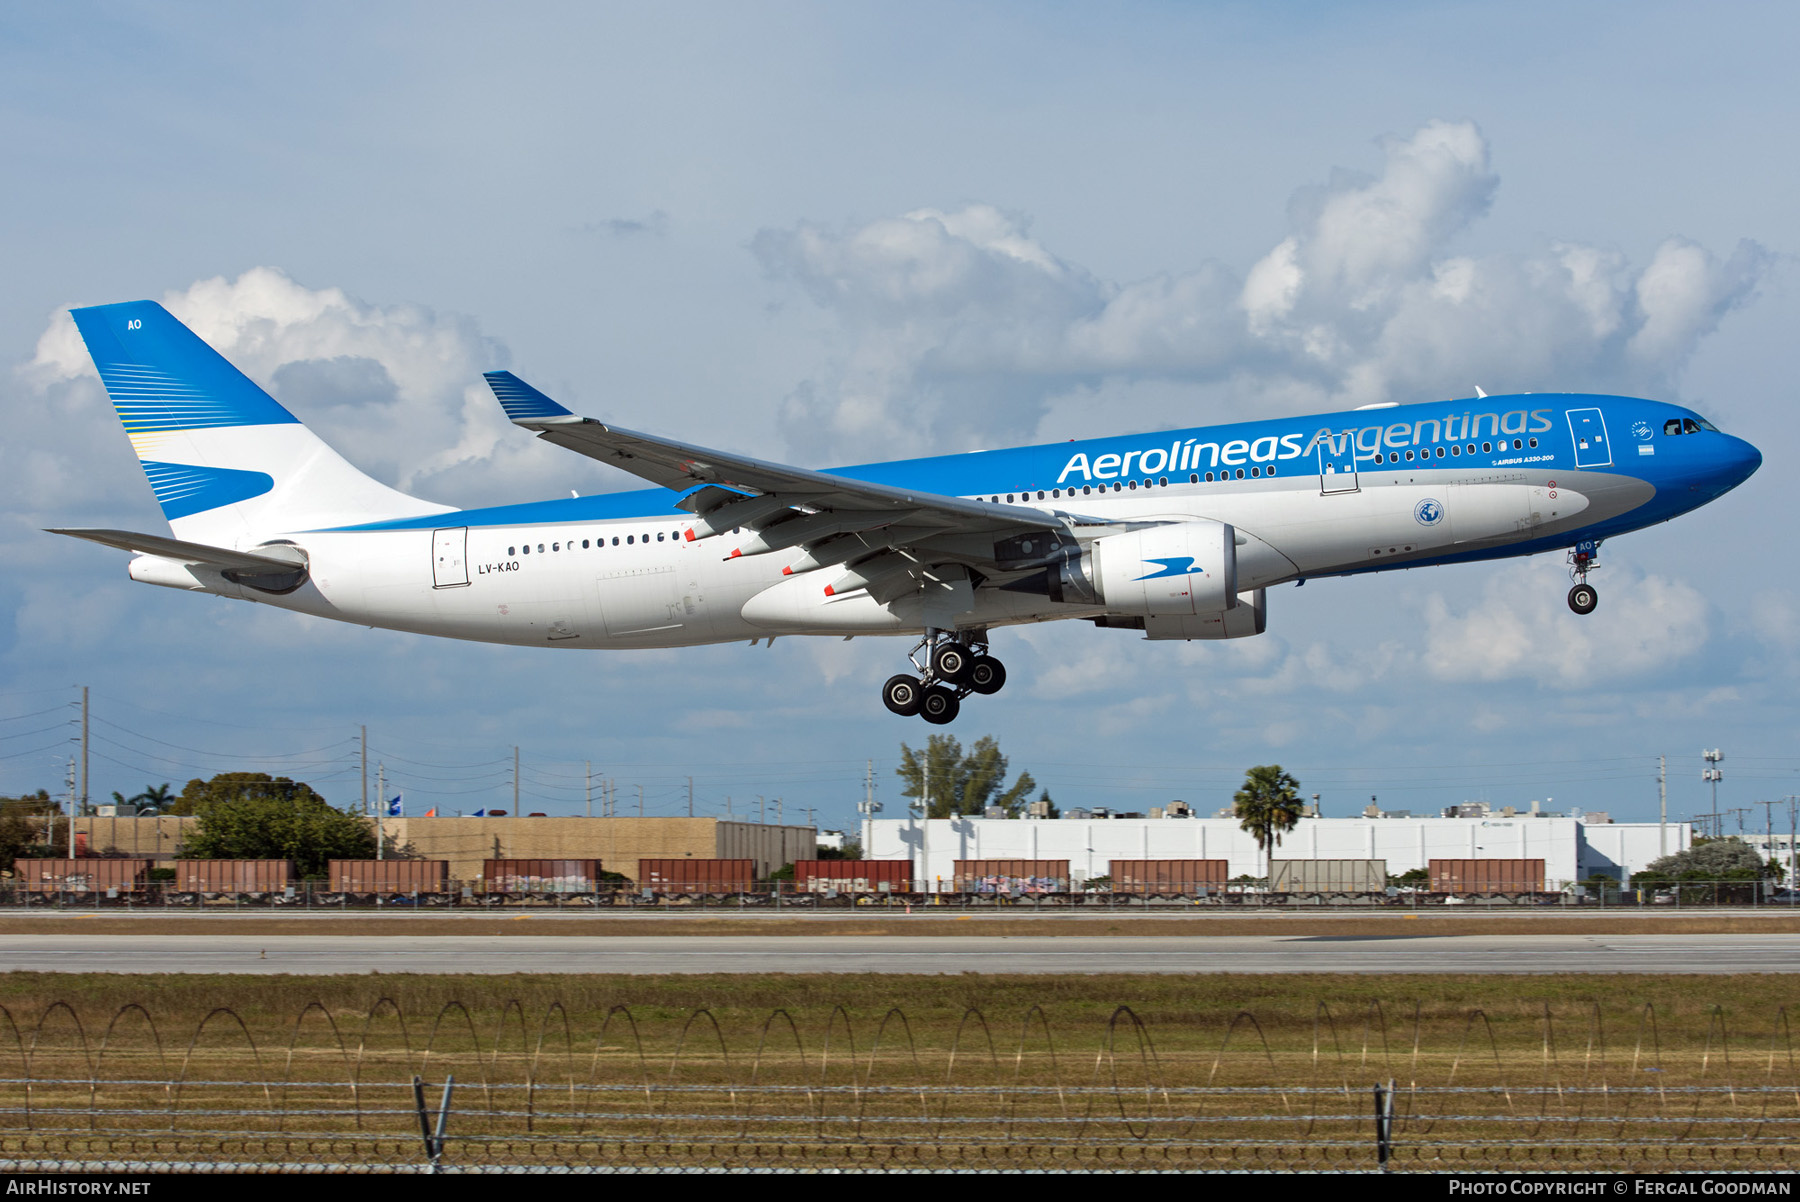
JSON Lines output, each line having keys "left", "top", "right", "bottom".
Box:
{"left": 1684, "top": 418, "right": 1702, "bottom": 435}
{"left": 1697, "top": 417, "right": 1720, "bottom": 432}
{"left": 1665, "top": 419, "right": 1683, "bottom": 436}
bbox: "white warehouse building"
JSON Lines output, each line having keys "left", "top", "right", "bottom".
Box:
{"left": 864, "top": 814, "right": 1687, "bottom": 890}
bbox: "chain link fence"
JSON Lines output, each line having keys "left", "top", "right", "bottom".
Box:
{"left": 0, "top": 998, "right": 1795, "bottom": 1170}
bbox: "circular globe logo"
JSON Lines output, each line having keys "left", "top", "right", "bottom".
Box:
{"left": 1415, "top": 498, "right": 1444, "bottom": 526}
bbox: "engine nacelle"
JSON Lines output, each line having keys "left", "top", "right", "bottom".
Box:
{"left": 1089, "top": 520, "right": 1237, "bottom": 616}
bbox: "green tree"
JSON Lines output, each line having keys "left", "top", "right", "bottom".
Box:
{"left": 169, "top": 772, "right": 328, "bottom": 816}
{"left": 0, "top": 792, "right": 59, "bottom": 870}
{"left": 897, "top": 735, "right": 1036, "bottom": 818}
{"left": 1234, "top": 764, "right": 1304, "bottom": 875}
{"left": 176, "top": 773, "right": 374, "bottom": 876}
{"left": 1631, "top": 836, "right": 1776, "bottom": 885}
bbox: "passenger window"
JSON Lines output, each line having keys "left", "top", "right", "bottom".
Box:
{"left": 1684, "top": 418, "right": 1702, "bottom": 434}
{"left": 1006, "top": 494, "right": 1014, "bottom": 503}
{"left": 1037, "top": 491, "right": 1046, "bottom": 500}
{"left": 552, "top": 542, "right": 559, "bottom": 552}
{"left": 1267, "top": 464, "right": 1276, "bottom": 475}
{"left": 612, "top": 537, "right": 620, "bottom": 546}
{"left": 1205, "top": 472, "right": 1214, "bottom": 482}
{"left": 1051, "top": 489, "right": 1060, "bottom": 499}
{"left": 537, "top": 543, "right": 544, "bottom": 553}
{"left": 1389, "top": 452, "right": 1399, "bottom": 463}
{"left": 1235, "top": 469, "right": 1245, "bottom": 479}
{"left": 1158, "top": 476, "right": 1167, "bottom": 487}
{"left": 1527, "top": 438, "right": 1537, "bottom": 449}
{"left": 1189, "top": 474, "right": 1199, "bottom": 483}
{"left": 1083, "top": 486, "right": 1092, "bottom": 495}
{"left": 508, "top": 546, "right": 516, "bottom": 556}
{"left": 1482, "top": 443, "right": 1491, "bottom": 453}
{"left": 1451, "top": 445, "right": 1460, "bottom": 456}
{"left": 523, "top": 545, "right": 530, "bottom": 554}
{"left": 1513, "top": 439, "right": 1522, "bottom": 449}
{"left": 1250, "top": 467, "right": 1259, "bottom": 477}
{"left": 657, "top": 532, "right": 665, "bottom": 542}
{"left": 581, "top": 539, "right": 589, "bottom": 549}
{"left": 1437, "top": 447, "right": 1446, "bottom": 457}
{"left": 627, "top": 535, "right": 634, "bottom": 545}
{"left": 1127, "top": 480, "right": 1137, "bottom": 490}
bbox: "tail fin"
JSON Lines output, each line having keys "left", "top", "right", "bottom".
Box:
{"left": 69, "top": 300, "right": 449, "bottom": 544}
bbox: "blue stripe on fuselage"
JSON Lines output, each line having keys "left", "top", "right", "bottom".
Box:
{"left": 322, "top": 392, "right": 1727, "bottom": 535}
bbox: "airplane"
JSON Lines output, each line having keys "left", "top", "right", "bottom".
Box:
{"left": 54, "top": 299, "right": 1761, "bottom": 724}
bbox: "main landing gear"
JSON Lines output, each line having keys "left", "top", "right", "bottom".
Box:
{"left": 1566, "top": 542, "right": 1601, "bottom": 615}
{"left": 881, "top": 629, "right": 1007, "bottom": 724}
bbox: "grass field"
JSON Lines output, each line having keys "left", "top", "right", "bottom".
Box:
{"left": 0, "top": 971, "right": 1795, "bottom": 1171}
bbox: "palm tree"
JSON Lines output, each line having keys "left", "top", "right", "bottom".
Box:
{"left": 131, "top": 783, "right": 173, "bottom": 814}
{"left": 1234, "top": 765, "right": 1304, "bottom": 879}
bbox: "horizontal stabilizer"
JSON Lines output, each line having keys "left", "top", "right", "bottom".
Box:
{"left": 47, "top": 528, "right": 308, "bottom": 572}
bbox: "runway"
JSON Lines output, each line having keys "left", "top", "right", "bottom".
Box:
{"left": 2, "top": 932, "right": 1797, "bottom": 974}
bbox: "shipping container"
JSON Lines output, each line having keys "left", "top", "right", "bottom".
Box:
{"left": 13, "top": 859, "right": 150, "bottom": 894}
{"left": 952, "top": 860, "right": 1070, "bottom": 895}
{"left": 329, "top": 859, "right": 449, "bottom": 894}
{"left": 483, "top": 859, "right": 602, "bottom": 894}
{"left": 791, "top": 859, "right": 912, "bottom": 894}
{"left": 176, "top": 860, "right": 293, "bottom": 894}
{"left": 1109, "top": 859, "right": 1230, "bottom": 894}
{"left": 1269, "top": 859, "right": 1388, "bottom": 893}
{"left": 638, "top": 859, "right": 755, "bottom": 892}
{"left": 1429, "top": 858, "right": 1546, "bottom": 894}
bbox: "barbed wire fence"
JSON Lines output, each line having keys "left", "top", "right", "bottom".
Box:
{"left": 0, "top": 998, "right": 1793, "bottom": 1172}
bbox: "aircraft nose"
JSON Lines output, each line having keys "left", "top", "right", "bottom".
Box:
{"left": 1706, "top": 433, "right": 1761, "bottom": 496}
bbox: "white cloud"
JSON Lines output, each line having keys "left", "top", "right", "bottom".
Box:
{"left": 1421, "top": 559, "right": 1709, "bottom": 687}
{"left": 16, "top": 268, "right": 588, "bottom": 513}
{"left": 755, "top": 121, "right": 1769, "bottom": 461}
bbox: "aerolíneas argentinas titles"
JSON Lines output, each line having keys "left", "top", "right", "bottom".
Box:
{"left": 55, "top": 300, "right": 1761, "bottom": 724}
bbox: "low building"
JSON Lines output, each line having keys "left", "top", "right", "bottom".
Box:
{"left": 72, "top": 815, "right": 815, "bottom": 882}
{"left": 864, "top": 814, "right": 1687, "bottom": 890}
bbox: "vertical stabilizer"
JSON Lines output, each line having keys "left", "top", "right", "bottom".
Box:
{"left": 70, "top": 300, "right": 450, "bottom": 545}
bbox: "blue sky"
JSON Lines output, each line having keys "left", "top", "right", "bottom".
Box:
{"left": 3, "top": 2, "right": 1797, "bottom": 831}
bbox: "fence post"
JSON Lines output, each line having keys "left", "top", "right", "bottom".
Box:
{"left": 413, "top": 1073, "right": 454, "bottom": 1172}
{"left": 1374, "top": 1078, "right": 1395, "bottom": 1171}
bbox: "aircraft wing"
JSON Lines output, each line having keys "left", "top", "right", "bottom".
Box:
{"left": 485, "top": 373, "right": 1093, "bottom": 575}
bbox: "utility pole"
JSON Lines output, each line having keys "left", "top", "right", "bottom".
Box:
{"left": 586, "top": 762, "right": 592, "bottom": 819}
{"left": 63, "top": 757, "right": 76, "bottom": 854}
{"left": 637, "top": 784, "right": 644, "bottom": 817}
{"left": 376, "top": 762, "right": 386, "bottom": 860}
{"left": 687, "top": 776, "right": 693, "bottom": 818}
{"left": 1758, "top": 799, "right": 1779, "bottom": 882}
{"left": 1658, "top": 756, "right": 1667, "bottom": 858}
{"left": 513, "top": 746, "right": 520, "bottom": 814}
{"left": 361, "top": 725, "right": 369, "bottom": 817}
{"left": 80, "top": 686, "right": 88, "bottom": 817}
{"left": 757, "top": 795, "right": 765, "bottom": 824}
{"left": 775, "top": 797, "right": 783, "bottom": 826}
{"left": 1702, "top": 749, "right": 1723, "bottom": 837}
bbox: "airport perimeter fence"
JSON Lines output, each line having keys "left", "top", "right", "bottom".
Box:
{"left": 0, "top": 878, "right": 1789, "bottom": 910}
{"left": 0, "top": 999, "right": 1795, "bottom": 1172}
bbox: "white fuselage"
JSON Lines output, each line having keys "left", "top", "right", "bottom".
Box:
{"left": 138, "top": 461, "right": 1641, "bottom": 649}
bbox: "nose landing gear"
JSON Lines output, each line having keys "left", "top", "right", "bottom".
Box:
{"left": 882, "top": 629, "right": 1007, "bottom": 722}
{"left": 1566, "top": 540, "right": 1601, "bottom": 615}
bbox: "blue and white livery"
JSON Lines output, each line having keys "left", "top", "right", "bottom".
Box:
{"left": 54, "top": 300, "right": 1762, "bottom": 724}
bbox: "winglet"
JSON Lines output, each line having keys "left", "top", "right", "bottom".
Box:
{"left": 484, "top": 371, "right": 575, "bottom": 422}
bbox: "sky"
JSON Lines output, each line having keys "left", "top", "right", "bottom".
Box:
{"left": 3, "top": 2, "right": 1797, "bottom": 834}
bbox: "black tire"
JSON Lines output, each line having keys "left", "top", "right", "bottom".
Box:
{"left": 919, "top": 685, "right": 960, "bottom": 725}
{"left": 882, "top": 674, "right": 925, "bottom": 716}
{"left": 931, "top": 642, "right": 973, "bottom": 684}
{"left": 1568, "top": 583, "right": 1598, "bottom": 615}
{"left": 967, "top": 655, "right": 1007, "bottom": 695}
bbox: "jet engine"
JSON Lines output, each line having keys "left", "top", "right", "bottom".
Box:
{"left": 1028, "top": 520, "right": 1237, "bottom": 615}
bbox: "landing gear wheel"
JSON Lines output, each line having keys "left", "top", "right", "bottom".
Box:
{"left": 931, "top": 642, "right": 973, "bottom": 685}
{"left": 882, "top": 674, "right": 924, "bottom": 716}
{"left": 919, "top": 686, "right": 961, "bottom": 725}
{"left": 1567, "top": 583, "right": 1598, "bottom": 615}
{"left": 966, "top": 655, "right": 1007, "bottom": 695}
